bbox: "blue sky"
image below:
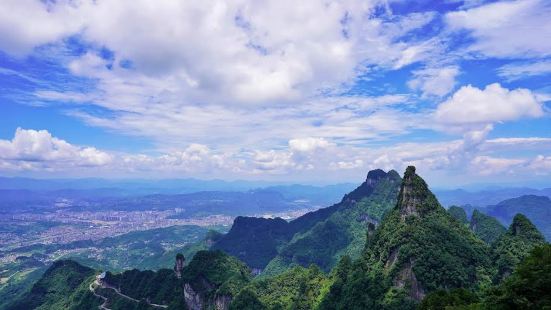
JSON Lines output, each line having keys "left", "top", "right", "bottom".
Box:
{"left": 0, "top": 0, "right": 550, "bottom": 187}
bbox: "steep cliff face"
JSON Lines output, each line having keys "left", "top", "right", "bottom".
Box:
{"left": 357, "top": 166, "right": 492, "bottom": 305}
{"left": 214, "top": 169, "right": 401, "bottom": 273}
{"left": 263, "top": 169, "right": 402, "bottom": 274}
{"left": 181, "top": 250, "right": 251, "bottom": 310}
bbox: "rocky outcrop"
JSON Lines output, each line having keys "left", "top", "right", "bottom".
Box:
{"left": 394, "top": 259, "right": 425, "bottom": 301}
{"left": 343, "top": 169, "right": 400, "bottom": 203}
{"left": 183, "top": 281, "right": 233, "bottom": 310}
{"left": 183, "top": 283, "right": 203, "bottom": 310}
{"left": 174, "top": 253, "right": 185, "bottom": 279}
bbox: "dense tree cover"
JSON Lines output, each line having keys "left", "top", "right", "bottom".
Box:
{"left": 321, "top": 167, "right": 493, "bottom": 308}
{"left": 5, "top": 260, "right": 100, "bottom": 310}
{"left": 448, "top": 206, "right": 468, "bottom": 224}
{"left": 486, "top": 195, "right": 551, "bottom": 241}
{"left": 418, "top": 288, "right": 479, "bottom": 310}
{"left": 484, "top": 244, "right": 551, "bottom": 309}
{"left": 263, "top": 170, "right": 401, "bottom": 274}
{"left": 9, "top": 167, "right": 550, "bottom": 310}
{"left": 470, "top": 209, "right": 506, "bottom": 244}
{"left": 182, "top": 250, "right": 251, "bottom": 298}
{"left": 215, "top": 169, "right": 401, "bottom": 273}
{"left": 103, "top": 268, "right": 184, "bottom": 305}
{"left": 231, "top": 265, "right": 331, "bottom": 309}
{"left": 212, "top": 217, "right": 294, "bottom": 269}
{"left": 492, "top": 214, "right": 546, "bottom": 280}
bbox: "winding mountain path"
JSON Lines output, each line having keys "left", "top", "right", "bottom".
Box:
{"left": 89, "top": 278, "right": 168, "bottom": 309}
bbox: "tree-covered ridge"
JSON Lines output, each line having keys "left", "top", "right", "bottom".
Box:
{"left": 182, "top": 250, "right": 251, "bottom": 298}
{"left": 7, "top": 167, "right": 551, "bottom": 310}
{"left": 470, "top": 209, "right": 506, "bottom": 244}
{"left": 322, "top": 166, "right": 493, "bottom": 308}
{"left": 448, "top": 205, "right": 468, "bottom": 224}
{"left": 5, "top": 260, "right": 100, "bottom": 310}
{"left": 212, "top": 217, "right": 293, "bottom": 269}
{"left": 231, "top": 265, "right": 331, "bottom": 310}
{"left": 214, "top": 169, "right": 401, "bottom": 273}
{"left": 265, "top": 170, "right": 401, "bottom": 273}
{"left": 485, "top": 244, "right": 551, "bottom": 309}
{"left": 493, "top": 213, "right": 546, "bottom": 280}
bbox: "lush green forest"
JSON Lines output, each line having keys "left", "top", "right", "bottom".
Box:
{"left": 7, "top": 167, "right": 551, "bottom": 310}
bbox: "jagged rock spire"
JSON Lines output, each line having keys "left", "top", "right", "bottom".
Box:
{"left": 397, "top": 166, "right": 439, "bottom": 218}
{"left": 174, "top": 253, "right": 185, "bottom": 279}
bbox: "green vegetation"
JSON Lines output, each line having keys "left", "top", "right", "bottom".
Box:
{"left": 469, "top": 209, "right": 506, "bottom": 244}
{"left": 231, "top": 265, "right": 331, "bottom": 309}
{"left": 182, "top": 250, "right": 251, "bottom": 298}
{"left": 261, "top": 170, "right": 401, "bottom": 274}
{"left": 5, "top": 260, "right": 100, "bottom": 310}
{"left": 212, "top": 217, "right": 293, "bottom": 269}
{"left": 7, "top": 167, "right": 550, "bottom": 310}
{"left": 321, "top": 166, "right": 493, "bottom": 308}
{"left": 448, "top": 206, "right": 468, "bottom": 224}
{"left": 67, "top": 225, "right": 218, "bottom": 271}
{"left": 418, "top": 288, "right": 479, "bottom": 310}
{"left": 485, "top": 244, "right": 551, "bottom": 309}
{"left": 215, "top": 169, "right": 401, "bottom": 274}
{"left": 493, "top": 214, "right": 546, "bottom": 280}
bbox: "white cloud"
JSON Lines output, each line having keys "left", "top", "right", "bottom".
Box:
{"left": 528, "top": 155, "right": 551, "bottom": 173}
{"left": 497, "top": 60, "right": 551, "bottom": 81}
{"left": 434, "top": 83, "right": 543, "bottom": 126}
{"left": 408, "top": 66, "right": 460, "bottom": 97}
{"left": 289, "top": 137, "right": 333, "bottom": 153}
{"left": 446, "top": 0, "right": 551, "bottom": 58}
{"left": 0, "top": 0, "right": 84, "bottom": 55}
{"left": 470, "top": 156, "right": 525, "bottom": 176}
{"left": 0, "top": 128, "right": 112, "bottom": 169}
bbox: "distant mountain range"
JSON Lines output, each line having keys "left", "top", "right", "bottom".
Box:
{"left": 7, "top": 166, "right": 549, "bottom": 310}
{"left": 435, "top": 187, "right": 551, "bottom": 207}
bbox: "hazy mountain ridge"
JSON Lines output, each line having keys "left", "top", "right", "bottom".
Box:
{"left": 5, "top": 167, "right": 551, "bottom": 309}
{"left": 213, "top": 169, "right": 401, "bottom": 273}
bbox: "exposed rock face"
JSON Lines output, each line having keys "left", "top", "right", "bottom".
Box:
{"left": 362, "top": 166, "right": 491, "bottom": 303}
{"left": 396, "top": 166, "right": 439, "bottom": 219}
{"left": 183, "top": 281, "right": 232, "bottom": 310}
{"left": 183, "top": 283, "right": 203, "bottom": 310}
{"left": 394, "top": 259, "right": 425, "bottom": 301}
{"left": 214, "top": 295, "right": 232, "bottom": 310}
{"left": 398, "top": 166, "right": 422, "bottom": 217}
{"left": 174, "top": 253, "right": 185, "bottom": 279}
{"left": 343, "top": 169, "right": 400, "bottom": 203}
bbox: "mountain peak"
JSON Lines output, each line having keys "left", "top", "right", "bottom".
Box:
{"left": 397, "top": 166, "right": 438, "bottom": 217}
{"left": 366, "top": 169, "right": 387, "bottom": 182}
{"left": 343, "top": 169, "right": 401, "bottom": 203}
{"left": 509, "top": 213, "right": 545, "bottom": 242}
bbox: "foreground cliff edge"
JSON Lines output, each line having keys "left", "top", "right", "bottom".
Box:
{"left": 6, "top": 166, "right": 550, "bottom": 310}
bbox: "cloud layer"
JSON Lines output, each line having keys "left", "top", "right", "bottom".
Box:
{"left": 0, "top": 0, "right": 550, "bottom": 184}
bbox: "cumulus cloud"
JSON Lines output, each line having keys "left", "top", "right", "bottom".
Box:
{"left": 408, "top": 66, "right": 459, "bottom": 97}
{"left": 434, "top": 83, "right": 543, "bottom": 127}
{"left": 289, "top": 137, "right": 333, "bottom": 153}
{"left": 0, "top": 128, "right": 111, "bottom": 169}
{"left": 0, "top": 0, "right": 84, "bottom": 55}
{"left": 446, "top": 0, "right": 551, "bottom": 58}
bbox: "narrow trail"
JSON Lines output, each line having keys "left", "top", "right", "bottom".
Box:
{"left": 90, "top": 279, "right": 168, "bottom": 309}
{"left": 89, "top": 281, "right": 110, "bottom": 310}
